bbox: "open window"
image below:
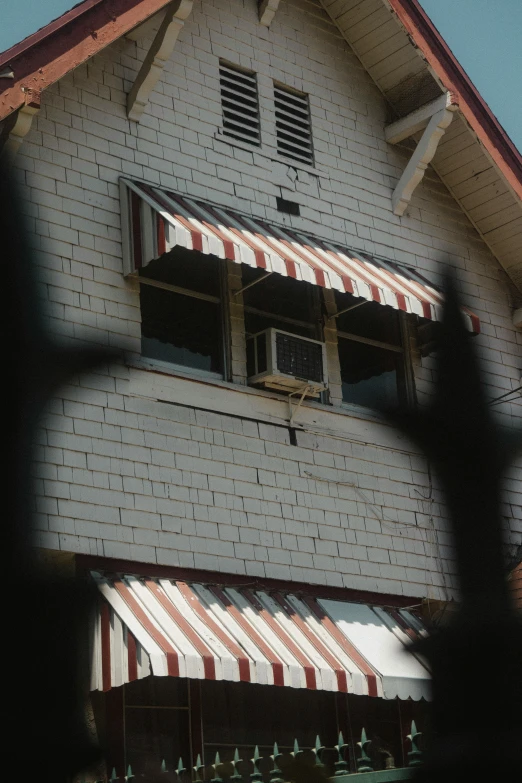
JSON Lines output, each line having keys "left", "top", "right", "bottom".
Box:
{"left": 139, "top": 247, "right": 226, "bottom": 378}
{"left": 333, "top": 292, "right": 410, "bottom": 410}
{"left": 242, "top": 267, "right": 326, "bottom": 396}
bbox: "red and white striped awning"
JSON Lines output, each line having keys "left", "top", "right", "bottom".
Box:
{"left": 91, "top": 573, "right": 431, "bottom": 701}
{"left": 120, "top": 177, "right": 480, "bottom": 334}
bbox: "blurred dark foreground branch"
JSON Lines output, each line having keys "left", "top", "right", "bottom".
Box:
{"left": 3, "top": 163, "right": 120, "bottom": 778}
{"left": 385, "top": 276, "right": 522, "bottom": 781}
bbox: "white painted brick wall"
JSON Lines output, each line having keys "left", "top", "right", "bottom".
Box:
{"left": 14, "top": 0, "right": 521, "bottom": 598}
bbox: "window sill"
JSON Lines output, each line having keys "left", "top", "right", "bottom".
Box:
{"left": 133, "top": 356, "right": 224, "bottom": 382}
{"left": 127, "top": 354, "right": 395, "bottom": 430}
{"left": 213, "top": 131, "right": 327, "bottom": 179}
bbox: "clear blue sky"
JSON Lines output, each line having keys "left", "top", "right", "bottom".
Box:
{"left": 0, "top": 0, "right": 521, "bottom": 151}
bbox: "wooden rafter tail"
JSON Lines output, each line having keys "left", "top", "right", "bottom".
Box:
{"left": 258, "top": 0, "right": 282, "bottom": 27}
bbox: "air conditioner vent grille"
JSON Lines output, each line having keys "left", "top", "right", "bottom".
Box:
{"left": 276, "top": 331, "right": 324, "bottom": 382}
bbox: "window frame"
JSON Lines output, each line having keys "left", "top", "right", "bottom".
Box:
{"left": 336, "top": 309, "right": 416, "bottom": 411}
{"left": 138, "top": 256, "right": 230, "bottom": 382}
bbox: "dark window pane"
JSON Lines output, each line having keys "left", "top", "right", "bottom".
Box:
{"left": 125, "top": 706, "right": 190, "bottom": 777}
{"left": 346, "top": 694, "right": 402, "bottom": 771}
{"left": 142, "top": 247, "right": 221, "bottom": 297}
{"left": 245, "top": 311, "right": 313, "bottom": 339}
{"left": 334, "top": 294, "right": 401, "bottom": 346}
{"left": 141, "top": 286, "right": 223, "bottom": 373}
{"left": 202, "top": 680, "right": 337, "bottom": 755}
{"left": 125, "top": 677, "right": 188, "bottom": 707}
{"left": 338, "top": 339, "right": 399, "bottom": 409}
{"left": 242, "top": 267, "right": 316, "bottom": 326}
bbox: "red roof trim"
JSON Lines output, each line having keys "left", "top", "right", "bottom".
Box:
{"left": 387, "top": 0, "right": 522, "bottom": 201}
{"left": 0, "top": 0, "right": 171, "bottom": 122}
{"left": 76, "top": 554, "right": 422, "bottom": 608}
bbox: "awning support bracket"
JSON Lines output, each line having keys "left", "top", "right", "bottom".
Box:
{"left": 234, "top": 271, "right": 273, "bottom": 297}
{"left": 331, "top": 298, "right": 369, "bottom": 319}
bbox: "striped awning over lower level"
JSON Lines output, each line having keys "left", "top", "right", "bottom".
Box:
{"left": 91, "top": 573, "right": 431, "bottom": 701}
{"left": 120, "top": 177, "right": 480, "bottom": 334}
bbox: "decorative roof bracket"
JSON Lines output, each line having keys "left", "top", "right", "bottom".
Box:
{"left": 0, "top": 89, "right": 40, "bottom": 165}
{"left": 386, "top": 92, "right": 459, "bottom": 216}
{"left": 127, "top": 0, "right": 193, "bottom": 122}
{"left": 258, "top": 0, "right": 282, "bottom": 27}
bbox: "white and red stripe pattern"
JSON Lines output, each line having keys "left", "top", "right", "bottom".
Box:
{"left": 90, "top": 573, "right": 431, "bottom": 701}
{"left": 120, "top": 177, "right": 480, "bottom": 334}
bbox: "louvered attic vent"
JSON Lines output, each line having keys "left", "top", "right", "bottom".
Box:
{"left": 274, "top": 84, "right": 313, "bottom": 165}
{"left": 219, "top": 61, "right": 260, "bottom": 146}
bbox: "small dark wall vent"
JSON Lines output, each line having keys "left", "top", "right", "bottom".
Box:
{"left": 276, "top": 197, "right": 300, "bottom": 216}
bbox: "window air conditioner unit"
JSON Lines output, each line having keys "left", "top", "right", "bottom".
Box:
{"left": 247, "top": 328, "right": 328, "bottom": 396}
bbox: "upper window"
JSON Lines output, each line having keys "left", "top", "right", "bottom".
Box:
{"left": 274, "top": 83, "right": 313, "bottom": 165}
{"left": 334, "top": 293, "right": 408, "bottom": 410}
{"left": 139, "top": 248, "right": 225, "bottom": 377}
{"left": 219, "top": 61, "right": 261, "bottom": 146}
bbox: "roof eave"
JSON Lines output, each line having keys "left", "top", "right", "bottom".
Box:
{"left": 385, "top": 0, "right": 522, "bottom": 201}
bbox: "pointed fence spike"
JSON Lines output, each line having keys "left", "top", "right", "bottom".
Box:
{"left": 357, "top": 728, "right": 373, "bottom": 773}
{"left": 177, "top": 757, "right": 186, "bottom": 775}
{"left": 334, "top": 731, "right": 349, "bottom": 775}
{"left": 250, "top": 745, "right": 263, "bottom": 783}
{"left": 211, "top": 751, "right": 224, "bottom": 783}
{"left": 161, "top": 760, "right": 167, "bottom": 774}
{"left": 407, "top": 719, "right": 423, "bottom": 767}
{"left": 270, "top": 742, "right": 284, "bottom": 783}
{"left": 313, "top": 735, "right": 325, "bottom": 768}
{"left": 193, "top": 754, "right": 205, "bottom": 783}
{"left": 110, "top": 769, "right": 117, "bottom": 782}
{"left": 230, "top": 748, "right": 243, "bottom": 782}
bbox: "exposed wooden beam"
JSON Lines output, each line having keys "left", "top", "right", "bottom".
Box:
{"left": 127, "top": 0, "right": 193, "bottom": 122}
{"left": 0, "top": 90, "right": 40, "bottom": 164}
{"left": 385, "top": 91, "right": 457, "bottom": 145}
{"left": 392, "top": 103, "right": 457, "bottom": 216}
{"left": 258, "top": 0, "right": 282, "bottom": 27}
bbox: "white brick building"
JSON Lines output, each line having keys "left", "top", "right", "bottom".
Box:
{"left": 1, "top": 0, "right": 521, "bottom": 776}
